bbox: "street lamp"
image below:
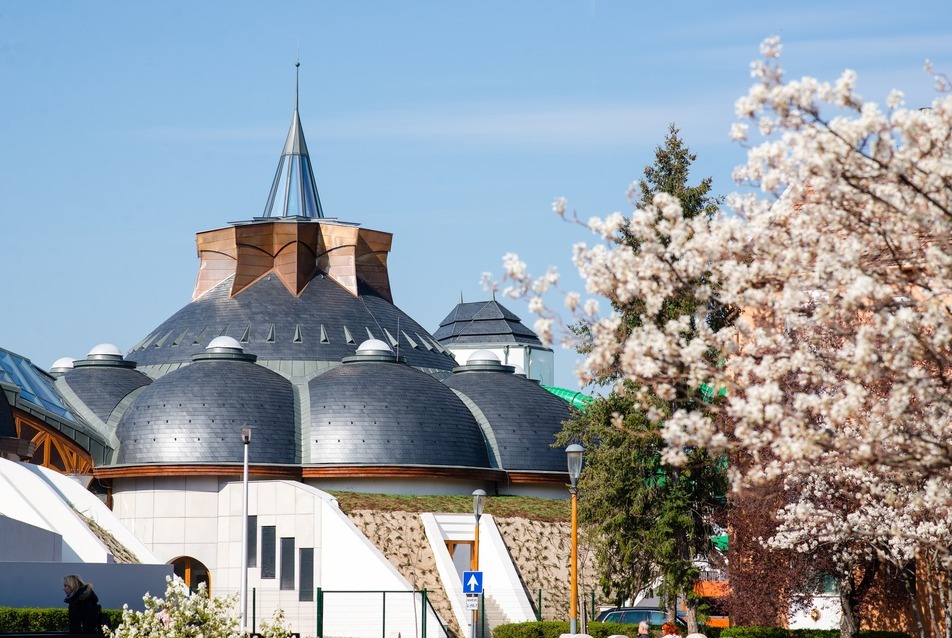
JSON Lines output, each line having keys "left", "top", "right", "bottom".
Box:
{"left": 472, "top": 489, "right": 487, "bottom": 638}
{"left": 566, "top": 444, "right": 584, "bottom": 635}
{"left": 240, "top": 428, "right": 252, "bottom": 634}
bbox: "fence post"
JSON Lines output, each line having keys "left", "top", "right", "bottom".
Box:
{"left": 536, "top": 589, "right": 542, "bottom": 621}
{"left": 252, "top": 587, "right": 257, "bottom": 634}
{"left": 316, "top": 587, "right": 323, "bottom": 638}
{"left": 421, "top": 588, "right": 427, "bottom": 637}
{"left": 480, "top": 591, "right": 486, "bottom": 638}
{"left": 382, "top": 591, "right": 387, "bottom": 638}
{"left": 591, "top": 590, "right": 596, "bottom": 621}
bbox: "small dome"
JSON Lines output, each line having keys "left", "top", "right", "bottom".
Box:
{"left": 115, "top": 358, "right": 294, "bottom": 465}
{"left": 88, "top": 343, "right": 122, "bottom": 357}
{"left": 468, "top": 350, "right": 499, "bottom": 364}
{"left": 51, "top": 357, "right": 76, "bottom": 372}
{"left": 443, "top": 370, "right": 572, "bottom": 472}
{"left": 207, "top": 336, "right": 243, "bottom": 351}
{"left": 511, "top": 364, "right": 526, "bottom": 376}
{"left": 308, "top": 360, "right": 490, "bottom": 468}
{"left": 356, "top": 339, "right": 393, "bottom": 354}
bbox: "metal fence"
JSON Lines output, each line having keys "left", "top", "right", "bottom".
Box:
{"left": 249, "top": 588, "right": 449, "bottom": 638}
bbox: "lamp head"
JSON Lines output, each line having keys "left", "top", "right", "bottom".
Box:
{"left": 241, "top": 428, "right": 252, "bottom": 444}
{"left": 566, "top": 443, "right": 584, "bottom": 487}
{"left": 472, "top": 489, "right": 487, "bottom": 521}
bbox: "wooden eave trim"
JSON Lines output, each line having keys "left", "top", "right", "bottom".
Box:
{"left": 94, "top": 464, "right": 567, "bottom": 485}
{"left": 302, "top": 465, "right": 507, "bottom": 482}
{"left": 94, "top": 465, "right": 301, "bottom": 480}
{"left": 506, "top": 471, "right": 570, "bottom": 484}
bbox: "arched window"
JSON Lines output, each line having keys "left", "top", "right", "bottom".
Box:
{"left": 171, "top": 556, "right": 211, "bottom": 594}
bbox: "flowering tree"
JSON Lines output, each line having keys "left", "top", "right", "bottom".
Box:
{"left": 492, "top": 37, "right": 951, "bottom": 638}
{"left": 106, "top": 576, "right": 240, "bottom": 638}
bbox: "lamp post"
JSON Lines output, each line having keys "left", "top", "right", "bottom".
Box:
{"left": 472, "top": 489, "right": 486, "bottom": 638}
{"left": 240, "top": 428, "right": 252, "bottom": 634}
{"left": 566, "top": 444, "right": 584, "bottom": 635}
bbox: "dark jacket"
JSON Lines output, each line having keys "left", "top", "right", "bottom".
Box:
{"left": 65, "top": 584, "right": 101, "bottom": 634}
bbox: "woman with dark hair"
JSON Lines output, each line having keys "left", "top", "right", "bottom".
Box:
{"left": 63, "top": 574, "right": 102, "bottom": 635}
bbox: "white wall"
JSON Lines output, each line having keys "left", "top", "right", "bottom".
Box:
{"left": 112, "top": 477, "right": 448, "bottom": 637}
{"left": 0, "top": 517, "right": 61, "bottom": 561}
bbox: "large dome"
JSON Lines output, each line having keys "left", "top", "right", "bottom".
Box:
{"left": 307, "top": 345, "right": 491, "bottom": 469}
{"left": 127, "top": 274, "right": 456, "bottom": 375}
{"left": 115, "top": 348, "right": 295, "bottom": 466}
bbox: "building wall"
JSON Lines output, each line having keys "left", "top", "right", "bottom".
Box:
{"left": 111, "top": 477, "right": 445, "bottom": 636}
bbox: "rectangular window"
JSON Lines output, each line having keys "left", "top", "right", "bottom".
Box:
{"left": 280, "top": 537, "right": 295, "bottom": 590}
{"left": 247, "top": 515, "right": 258, "bottom": 568}
{"left": 299, "top": 548, "right": 314, "bottom": 601}
{"left": 261, "top": 526, "right": 276, "bottom": 579}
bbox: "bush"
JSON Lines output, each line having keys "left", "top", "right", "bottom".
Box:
{"left": 0, "top": 608, "right": 69, "bottom": 632}
{"left": 722, "top": 628, "right": 790, "bottom": 638}
{"left": 0, "top": 607, "right": 120, "bottom": 632}
{"left": 493, "top": 620, "right": 736, "bottom": 638}
{"left": 723, "top": 629, "right": 910, "bottom": 638}
{"left": 493, "top": 620, "right": 640, "bottom": 638}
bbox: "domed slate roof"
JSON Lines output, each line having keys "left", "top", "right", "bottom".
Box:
{"left": 442, "top": 355, "right": 573, "bottom": 473}
{"left": 114, "top": 350, "right": 295, "bottom": 466}
{"left": 307, "top": 347, "right": 490, "bottom": 468}
{"left": 434, "top": 300, "right": 542, "bottom": 346}
{"left": 127, "top": 274, "right": 455, "bottom": 373}
{"left": 58, "top": 348, "right": 152, "bottom": 425}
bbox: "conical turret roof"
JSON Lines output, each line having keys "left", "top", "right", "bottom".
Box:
{"left": 262, "top": 62, "right": 324, "bottom": 219}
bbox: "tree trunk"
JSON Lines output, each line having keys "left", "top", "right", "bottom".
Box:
{"left": 839, "top": 575, "right": 860, "bottom": 638}
{"left": 683, "top": 596, "right": 700, "bottom": 634}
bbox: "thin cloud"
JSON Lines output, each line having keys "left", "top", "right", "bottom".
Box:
{"left": 309, "top": 99, "right": 738, "bottom": 150}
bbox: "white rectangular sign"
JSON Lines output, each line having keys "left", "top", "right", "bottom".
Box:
{"left": 465, "top": 595, "right": 479, "bottom": 611}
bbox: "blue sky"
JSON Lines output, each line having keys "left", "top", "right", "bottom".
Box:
{"left": 2, "top": 1, "right": 950, "bottom": 389}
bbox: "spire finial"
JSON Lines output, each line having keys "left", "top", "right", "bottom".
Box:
{"left": 294, "top": 59, "right": 300, "bottom": 113}
{"left": 459, "top": 290, "right": 464, "bottom": 304}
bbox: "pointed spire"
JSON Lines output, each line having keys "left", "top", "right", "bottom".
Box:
{"left": 262, "top": 61, "right": 324, "bottom": 219}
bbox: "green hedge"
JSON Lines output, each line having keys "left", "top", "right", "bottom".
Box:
{"left": 491, "top": 622, "right": 726, "bottom": 638}
{"left": 496, "top": 625, "right": 906, "bottom": 638}
{"left": 722, "top": 629, "right": 910, "bottom": 638}
{"left": 492, "top": 620, "right": 654, "bottom": 638}
{"left": 0, "top": 607, "right": 122, "bottom": 632}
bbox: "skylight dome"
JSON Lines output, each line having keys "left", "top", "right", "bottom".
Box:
{"left": 469, "top": 350, "right": 500, "bottom": 363}
{"left": 207, "top": 336, "right": 243, "bottom": 351}
{"left": 88, "top": 343, "right": 122, "bottom": 357}
{"left": 356, "top": 339, "right": 393, "bottom": 355}
{"left": 50, "top": 357, "right": 75, "bottom": 372}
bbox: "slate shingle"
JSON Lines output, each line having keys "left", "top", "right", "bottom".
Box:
{"left": 115, "top": 358, "right": 295, "bottom": 465}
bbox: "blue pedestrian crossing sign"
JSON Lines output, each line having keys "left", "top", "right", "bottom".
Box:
{"left": 463, "top": 571, "right": 483, "bottom": 594}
